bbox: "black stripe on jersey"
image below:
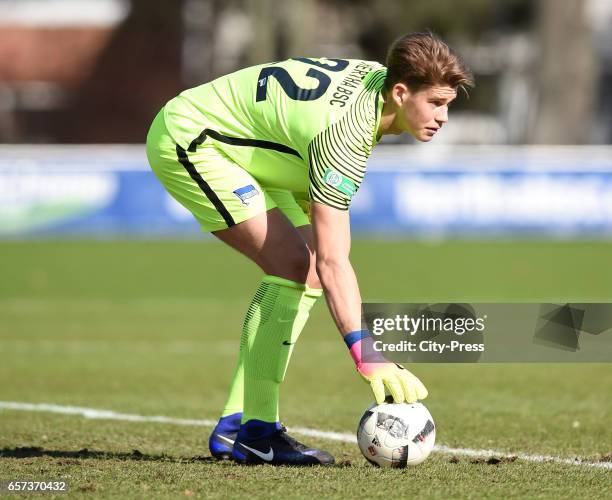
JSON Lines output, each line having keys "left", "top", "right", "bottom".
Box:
{"left": 310, "top": 187, "right": 347, "bottom": 209}
{"left": 317, "top": 130, "right": 365, "bottom": 182}
{"left": 176, "top": 144, "right": 236, "bottom": 228}
{"left": 330, "top": 120, "right": 368, "bottom": 177}
{"left": 314, "top": 91, "right": 372, "bottom": 176}
{"left": 187, "top": 128, "right": 302, "bottom": 159}
{"left": 308, "top": 156, "right": 346, "bottom": 203}
{"left": 363, "top": 69, "right": 386, "bottom": 92}
{"left": 374, "top": 90, "right": 380, "bottom": 118}
{"left": 308, "top": 74, "right": 381, "bottom": 210}
{"left": 308, "top": 157, "right": 349, "bottom": 208}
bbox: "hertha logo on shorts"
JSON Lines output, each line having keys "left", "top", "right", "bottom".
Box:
{"left": 233, "top": 184, "right": 260, "bottom": 206}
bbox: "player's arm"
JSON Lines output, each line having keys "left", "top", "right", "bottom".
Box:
{"left": 307, "top": 101, "right": 426, "bottom": 403}
{"left": 310, "top": 201, "right": 428, "bottom": 404}
{"left": 310, "top": 201, "right": 361, "bottom": 333}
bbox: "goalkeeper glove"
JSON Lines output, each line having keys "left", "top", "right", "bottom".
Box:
{"left": 344, "top": 330, "right": 428, "bottom": 404}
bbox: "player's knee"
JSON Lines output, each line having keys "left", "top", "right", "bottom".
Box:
{"left": 264, "top": 244, "right": 311, "bottom": 283}
{"left": 284, "top": 245, "right": 311, "bottom": 282}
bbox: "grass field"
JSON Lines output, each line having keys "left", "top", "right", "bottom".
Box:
{"left": 0, "top": 240, "right": 611, "bottom": 498}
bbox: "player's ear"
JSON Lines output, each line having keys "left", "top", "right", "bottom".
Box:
{"left": 392, "top": 83, "right": 409, "bottom": 107}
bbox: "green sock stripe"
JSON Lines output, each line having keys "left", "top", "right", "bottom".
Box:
{"left": 222, "top": 281, "right": 277, "bottom": 418}
{"left": 241, "top": 281, "right": 281, "bottom": 349}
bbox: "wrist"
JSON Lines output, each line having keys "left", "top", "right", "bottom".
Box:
{"left": 343, "top": 329, "right": 370, "bottom": 349}
{"left": 344, "top": 330, "right": 371, "bottom": 365}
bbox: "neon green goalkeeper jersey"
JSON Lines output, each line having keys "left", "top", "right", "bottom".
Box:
{"left": 163, "top": 58, "right": 386, "bottom": 210}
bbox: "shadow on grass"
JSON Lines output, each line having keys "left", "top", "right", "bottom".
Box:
{"left": 0, "top": 447, "right": 356, "bottom": 467}
{"left": 0, "top": 447, "right": 217, "bottom": 463}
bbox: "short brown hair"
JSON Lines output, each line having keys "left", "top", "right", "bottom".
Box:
{"left": 384, "top": 32, "right": 474, "bottom": 94}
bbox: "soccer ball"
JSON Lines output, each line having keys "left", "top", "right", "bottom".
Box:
{"left": 357, "top": 399, "right": 436, "bottom": 467}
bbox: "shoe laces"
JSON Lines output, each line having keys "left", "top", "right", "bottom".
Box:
{"left": 278, "top": 423, "right": 309, "bottom": 451}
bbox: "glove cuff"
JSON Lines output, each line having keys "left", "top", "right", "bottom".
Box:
{"left": 345, "top": 330, "right": 377, "bottom": 365}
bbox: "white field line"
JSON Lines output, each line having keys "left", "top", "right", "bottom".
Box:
{"left": 1, "top": 401, "right": 610, "bottom": 470}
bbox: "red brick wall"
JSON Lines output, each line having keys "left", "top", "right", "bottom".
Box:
{"left": 1, "top": 0, "right": 183, "bottom": 143}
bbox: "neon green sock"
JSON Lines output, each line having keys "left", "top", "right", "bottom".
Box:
{"left": 220, "top": 275, "right": 322, "bottom": 422}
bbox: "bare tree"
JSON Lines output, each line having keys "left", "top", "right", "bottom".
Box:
{"left": 532, "top": 0, "right": 598, "bottom": 144}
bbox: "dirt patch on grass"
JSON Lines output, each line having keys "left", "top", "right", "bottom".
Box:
{"left": 469, "top": 456, "right": 518, "bottom": 465}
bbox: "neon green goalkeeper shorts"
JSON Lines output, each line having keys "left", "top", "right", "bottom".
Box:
{"left": 145, "top": 108, "right": 311, "bottom": 232}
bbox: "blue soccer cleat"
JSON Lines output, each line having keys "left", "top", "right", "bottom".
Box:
{"left": 232, "top": 419, "right": 335, "bottom": 466}
{"left": 208, "top": 412, "right": 242, "bottom": 460}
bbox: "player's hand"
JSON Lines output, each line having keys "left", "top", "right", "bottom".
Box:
{"left": 356, "top": 361, "right": 428, "bottom": 404}
{"left": 343, "top": 330, "right": 428, "bottom": 404}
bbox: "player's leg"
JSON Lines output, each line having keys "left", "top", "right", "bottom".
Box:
{"left": 211, "top": 206, "right": 331, "bottom": 465}
{"left": 213, "top": 188, "right": 319, "bottom": 285}
{"left": 213, "top": 189, "right": 320, "bottom": 423}
{"left": 212, "top": 209, "right": 319, "bottom": 286}
{"left": 212, "top": 188, "right": 320, "bottom": 422}
{"left": 208, "top": 208, "right": 319, "bottom": 451}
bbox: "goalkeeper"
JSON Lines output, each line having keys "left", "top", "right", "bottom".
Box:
{"left": 146, "top": 32, "right": 472, "bottom": 466}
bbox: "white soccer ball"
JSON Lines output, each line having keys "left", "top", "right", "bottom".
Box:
{"left": 357, "top": 400, "right": 436, "bottom": 467}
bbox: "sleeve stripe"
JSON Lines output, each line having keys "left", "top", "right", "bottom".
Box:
{"left": 309, "top": 185, "right": 349, "bottom": 210}
{"left": 333, "top": 119, "right": 368, "bottom": 160}
{"left": 316, "top": 132, "right": 366, "bottom": 180}
{"left": 307, "top": 67, "right": 385, "bottom": 210}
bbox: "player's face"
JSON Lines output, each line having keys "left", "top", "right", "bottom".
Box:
{"left": 398, "top": 85, "right": 457, "bottom": 142}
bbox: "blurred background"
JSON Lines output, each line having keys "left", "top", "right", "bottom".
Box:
{"left": 0, "top": 0, "right": 611, "bottom": 237}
